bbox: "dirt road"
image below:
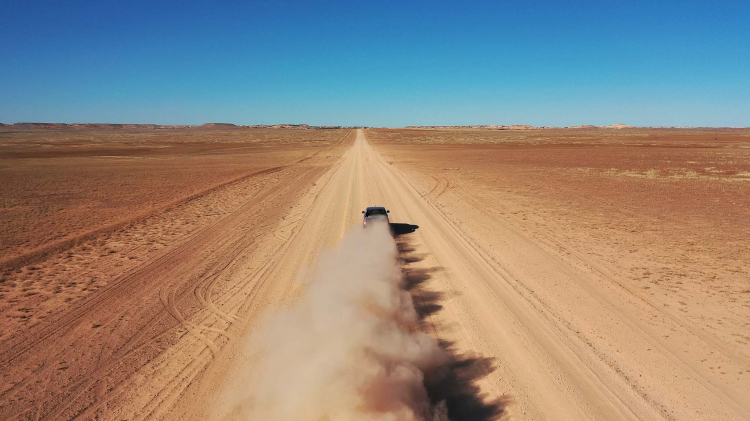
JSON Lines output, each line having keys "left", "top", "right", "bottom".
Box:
{"left": 2, "top": 129, "right": 748, "bottom": 420}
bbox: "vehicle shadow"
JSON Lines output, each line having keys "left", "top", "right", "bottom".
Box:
{"left": 390, "top": 222, "right": 420, "bottom": 237}
{"left": 395, "top": 235, "right": 511, "bottom": 421}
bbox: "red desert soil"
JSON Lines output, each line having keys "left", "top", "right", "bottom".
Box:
{"left": 0, "top": 127, "right": 346, "bottom": 265}
{"left": 366, "top": 127, "right": 750, "bottom": 420}
{"left": 1, "top": 127, "right": 749, "bottom": 420}
{"left": 0, "top": 127, "right": 352, "bottom": 419}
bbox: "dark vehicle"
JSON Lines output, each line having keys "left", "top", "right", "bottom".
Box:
{"left": 362, "top": 206, "right": 390, "bottom": 228}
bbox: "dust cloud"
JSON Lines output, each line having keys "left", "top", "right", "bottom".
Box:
{"left": 216, "top": 222, "right": 448, "bottom": 421}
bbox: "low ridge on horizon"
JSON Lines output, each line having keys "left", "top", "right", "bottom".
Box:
{"left": 3, "top": 122, "right": 749, "bottom": 130}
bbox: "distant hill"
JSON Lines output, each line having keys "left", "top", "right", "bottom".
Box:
{"left": 405, "top": 124, "right": 637, "bottom": 130}
{"left": 0, "top": 122, "right": 350, "bottom": 130}
{"left": 0, "top": 122, "right": 649, "bottom": 131}
{"left": 405, "top": 125, "right": 547, "bottom": 130}
{"left": 271, "top": 124, "right": 311, "bottom": 129}
{"left": 199, "top": 123, "right": 237, "bottom": 128}
{"left": 9, "top": 122, "right": 70, "bottom": 129}
{"left": 2, "top": 123, "right": 192, "bottom": 130}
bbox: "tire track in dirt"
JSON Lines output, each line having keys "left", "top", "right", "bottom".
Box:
{"left": 159, "top": 285, "right": 221, "bottom": 355}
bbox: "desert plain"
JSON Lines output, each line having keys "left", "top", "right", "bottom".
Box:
{"left": 0, "top": 125, "right": 749, "bottom": 420}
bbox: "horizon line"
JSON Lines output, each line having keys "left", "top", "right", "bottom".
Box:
{"left": 2, "top": 122, "right": 749, "bottom": 130}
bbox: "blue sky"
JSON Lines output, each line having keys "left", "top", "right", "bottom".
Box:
{"left": 1, "top": 0, "right": 748, "bottom": 127}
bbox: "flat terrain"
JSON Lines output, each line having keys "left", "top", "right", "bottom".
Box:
{"left": 1, "top": 127, "right": 749, "bottom": 420}
{"left": 0, "top": 127, "right": 346, "bottom": 264}
{"left": 367, "top": 128, "right": 750, "bottom": 420}
{"left": 0, "top": 127, "right": 352, "bottom": 419}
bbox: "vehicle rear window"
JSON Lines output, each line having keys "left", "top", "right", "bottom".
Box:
{"left": 366, "top": 208, "right": 387, "bottom": 216}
